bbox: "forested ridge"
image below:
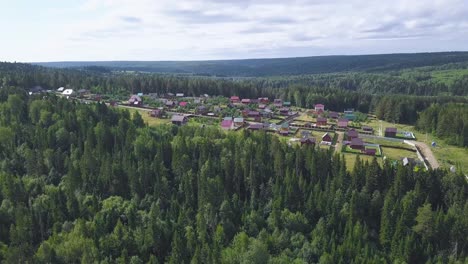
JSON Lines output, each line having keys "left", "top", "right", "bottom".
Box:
{"left": 0, "top": 88, "right": 467, "bottom": 263}
{"left": 3, "top": 61, "right": 468, "bottom": 97}
{"left": 35, "top": 52, "right": 468, "bottom": 77}
{"left": 1, "top": 62, "right": 468, "bottom": 125}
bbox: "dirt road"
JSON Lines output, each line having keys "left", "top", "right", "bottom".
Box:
{"left": 335, "top": 132, "right": 344, "bottom": 154}
{"left": 412, "top": 141, "right": 440, "bottom": 169}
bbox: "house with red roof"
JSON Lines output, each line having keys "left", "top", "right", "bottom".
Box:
{"left": 179, "top": 101, "right": 188, "bottom": 107}
{"left": 221, "top": 120, "right": 234, "bottom": 130}
{"left": 230, "top": 96, "right": 240, "bottom": 103}
{"left": 329, "top": 112, "right": 339, "bottom": 119}
{"left": 337, "top": 119, "right": 349, "bottom": 129}
{"left": 300, "top": 137, "right": 316, "bottom": 146}
{"left": 274, "top": 99, "right": 283, "bottom": 107}
{"left": 315, "top": 104, "right": 325, "bottom": 112}
{"left": 248, "top": 123, "right": 264, "bottom": 130}
{"left": 350, "top": 138, "right": 364, "bottom": 150}
{"left": 316, "top": 117, "right": 327, "bottom": 126}
{"left": 279, "top": 107, "right": 289, "bottom": 116}
{"left": 385, "top": 127, "right": 397, "bottom": 137}
{"left": 128, "top": 95, "right": 142, "bottom": 106}
{"left": 171, "top": 115, "right": 188, "bottom": 126}
{"left": 347, "top": 129, "right": 359, "bottom": 140}
{"left": 322, "top": 132, "right": 332, "bottom": 143}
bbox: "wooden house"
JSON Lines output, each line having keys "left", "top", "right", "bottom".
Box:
{"left": 337, "top": 119, "right": 349, "bottom": 129}
{"left": 329, "top": 112, "right": 339, "bottom": 119}
{"left": 128, "top": 95, "right": 142, "bottom": 106}
{"left": 234, "top": 117, "right": 245, "bottom": 127}
{"left": 350, "top": 138, "right": 364, "bottom": 150}
{"left": 300, "top": 137, "right": 316, "bottom": 146}
{"left": 149, "top": 109, "right": 164, "bottom": 118}
{"left": 221, "top": 120, "right": 234, "bottom": 130}
{"left": 364, "top": 148, "right": 377, "bottom": 156}
{"left": 171, "top": 115, "right": 188, "bottom": 126}
{"left": 230, "top": 96, "right": 240, "bottom": 104}
{"left": 385, "top": 127, "right": 397, "bottom": 137}
{"left": 322, "top": 132, "right": 332, "bottom": 143}
{"left": 315, "top": 104, "right": 325, "bottom": 112}
{"left": 347, "top": 129, "right": 359, "bottom": 140}
{"left": 279, "top": 107, "right": 289, "bottom": 116}
{"left": 241, "top": 99, "right": 251, "bottom": 104}
{"left": 316, "top": 117, "right": 327, "bottom": 126}
{"left": 274, "top": 99, "right": 283, "bottom": 107}
{"left": 248, "top": 123, "right": 263, "bottom": 130}
{"left": 196, "top": 106, "right": 208, "bottom": 115}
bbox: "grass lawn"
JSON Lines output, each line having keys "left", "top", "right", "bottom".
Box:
{"left": 343, "top": 145, "right": 362, "bottom": 154}
{"left": 381, "top": 147, "right": 418, "bottom": 161}
{"left": 120, "top": 107, "right": 171, "bottom": 126}
{"left": 396, "top": 131, "right": 415, "bottom": 139}
{"left": 343, "top": 154, "right": 382, "bottom": 170}
{"left": 296, "top": 113, "right": 316, "bottom": 122}
{"left": 428, "top": 138, "right": 468, "bottom": 173}
{"left": 364, "top": 119, "right": 416, "bottom": 137}
{"left": 364, "top": 118, "right": 468, "bottom": 173}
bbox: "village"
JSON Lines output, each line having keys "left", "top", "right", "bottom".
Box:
{"left": 50, "top": 87, "right": 430, "bottom": 170}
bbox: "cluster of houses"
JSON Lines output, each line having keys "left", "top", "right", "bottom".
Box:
{"left": 298, "top": 130, "right": 333, "bottom": 147}
{"left": 343, "top": 129, "right": 378, "bottom": 156}
{"left": 221, "top": 117, "right": 246, "bottom": 130}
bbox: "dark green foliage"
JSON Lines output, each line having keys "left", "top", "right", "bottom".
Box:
{"left": 35, "top": 52, "right": 468, "bottom": 77}
{"left": 416, "top": 103, "right": 468, "bottom": 147}
{"left": 0, "top": 92, "right": 466, "bottom": 263}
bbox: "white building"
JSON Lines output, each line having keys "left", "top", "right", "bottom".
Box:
{"left": 62, "top": 89, "right": 74, "bottom": 96}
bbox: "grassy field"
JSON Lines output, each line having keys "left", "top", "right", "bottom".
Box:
{"left": 343, "top": 145, "right": 362, "bottom": 154}
{"left": 296, "top": 113, "right": 316, "bottom": 122}
{"left": 343, "top": 154, "right": 381, "bottom": 170}
{"left": 363, "top": 119, "right": 416, "bottom": 137}
{"left": 381, "top": 147, "right": 418, "bottom": 161}
{"left": 120, "top": 107, "right": 171, "bottom": 126}
{"left": 364, "top": 118, "right": 468, "bottom": 172}
{"left": 364, "top": 137, "right": 411, "bottom": 148}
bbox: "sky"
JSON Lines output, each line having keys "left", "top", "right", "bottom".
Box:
{"left": 0, "top": 0, "right": 467, "bottom": 62}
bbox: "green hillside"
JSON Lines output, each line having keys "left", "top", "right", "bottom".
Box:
{"left": 34, "top": 52, "right": 468, "bottom": 77}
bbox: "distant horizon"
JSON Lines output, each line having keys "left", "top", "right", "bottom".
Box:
{"left": 27, "top": 50, "right": 468, "bottom": 64}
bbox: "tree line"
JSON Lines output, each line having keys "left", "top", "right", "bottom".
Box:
{"left": 416, "top": 103, "right": 468, "bottom": 147}
{"left": 0, "top": 90, "right": 466, "bottom": 263}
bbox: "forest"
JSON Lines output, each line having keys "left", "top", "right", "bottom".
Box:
{"left": 416, "top": 104, "right": 468, "bottom": 147}
{"left": 0, "top": 88, "right": 467, "bottom": 263}
{"left": 35, "top": 52, "right": 468, "bottom": 77}
{"left": 2, "top": 61, "right": 468, "bottom": 147}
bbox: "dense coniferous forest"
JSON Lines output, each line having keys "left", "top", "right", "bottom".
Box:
{"left": 0, "top": 88, "right": 466, "bottom": 263}
{"left": 416, "top": 104, "right": 468, "bottom": 147}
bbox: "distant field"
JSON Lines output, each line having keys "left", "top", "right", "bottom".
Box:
{"left": 431, "top": 69, "right": 468, "bottom": 85}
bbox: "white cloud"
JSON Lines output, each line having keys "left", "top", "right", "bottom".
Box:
{"left": 1, "top": 0, "right": 468, "bottom": 61}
